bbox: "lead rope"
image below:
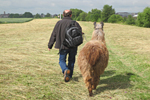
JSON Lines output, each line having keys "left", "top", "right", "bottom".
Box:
{"left": 82, "top": 34, "right": 88, "bottom": 42}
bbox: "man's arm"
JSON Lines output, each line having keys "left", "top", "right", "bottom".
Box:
{"left": 48, "top": 22, "right": 58, "bottom": 50}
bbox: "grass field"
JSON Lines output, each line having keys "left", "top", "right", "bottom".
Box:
{"left": 0, "top": 19, "right": 150, "bottom": 100}
{"left": 0, "top": 18, "right": 33, "bottom": 23}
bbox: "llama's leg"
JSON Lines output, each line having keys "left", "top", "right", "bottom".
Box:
{"left": 88, "top": 85, "right": 93, "bottom": 96}
{"left": 92, "top": 78, "right": 96, "bottom": 90}
{"left": 92, "top": 85, "right": 96, "bottom": 90}
{"left": 93, "top": 79, "right": 100, "bottom": 90}
{"left": 86, "top": 77, "right": 93, "bottom": 96}
{"left": 92, "top": 76, "right": 100, "bottom": 90}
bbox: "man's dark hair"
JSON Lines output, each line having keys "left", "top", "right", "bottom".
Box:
{"left": 63, "top": 10, "right": 72, "bottom": 17}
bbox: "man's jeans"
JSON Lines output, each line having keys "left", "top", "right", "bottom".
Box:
{"left": 59, "top": 47, "right": 77, "bottom": 78}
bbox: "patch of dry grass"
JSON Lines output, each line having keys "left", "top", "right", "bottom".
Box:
{"left": 0, "top": 19, "right": 150, "bottom": 100}
{"left": 105, "top": 23, "right": 150, "bottom": 55}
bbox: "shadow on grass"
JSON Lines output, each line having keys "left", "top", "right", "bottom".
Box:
{"left": 101, "top": 70, "right": 116, "bottom": 77}
{"left": 94, "top": 70, "right": 136, "bottom": 96}
{"left": 71, "top": 74, "right": 82, "bottom": 82}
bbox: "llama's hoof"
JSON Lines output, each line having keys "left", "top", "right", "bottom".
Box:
{"left": 89, "top": 92, "right": 93, "bottom": 97}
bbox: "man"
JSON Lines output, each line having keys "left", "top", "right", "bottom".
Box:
{"left": 48, "top": 10, "right": 82, "bottom": 82}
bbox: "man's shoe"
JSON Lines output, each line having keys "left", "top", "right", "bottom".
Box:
{"left": 64, "top": 69, "right": 70, "bottom": 82}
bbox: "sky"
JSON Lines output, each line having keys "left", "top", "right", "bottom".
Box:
{"left": 0, "top": 0, "right": 150, "bottom": 15}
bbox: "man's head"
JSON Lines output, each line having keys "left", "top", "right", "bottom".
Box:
{"left": 63, "top": 10, "right": 72, "bottom": 17}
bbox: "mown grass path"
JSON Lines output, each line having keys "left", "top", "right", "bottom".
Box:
{"left": 0, "top": 19, "right": 150, "bottom": 100}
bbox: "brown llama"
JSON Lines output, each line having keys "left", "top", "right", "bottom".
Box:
{"left": 77, "top": 22, "right": 109, "bottom": 96}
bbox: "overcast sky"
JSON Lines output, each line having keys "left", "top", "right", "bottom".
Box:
{"left": 0, "top": 0, "right": 150, "bottom": 14}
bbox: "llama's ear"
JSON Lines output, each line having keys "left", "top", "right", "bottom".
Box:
{"left": 94, "top": 22, "right": 96, "bottom": 28}
{"left": 100, "top": 21, "right": 104, "bottom": 27}
{"left": 100, "top": 21, "right": 104, "bottom": 30}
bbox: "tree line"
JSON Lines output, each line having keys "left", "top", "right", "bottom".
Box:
{"left": 70, "top": 5, "right": 150, "bottom": 28}
{"left": 8, "top": 5, "right": 150, "bottom": 28}
{"left": 8, "top": 12, "right": 52, "bottom": 18}
{"left": 9, "top": 12, "right": 34, "bottom": 18}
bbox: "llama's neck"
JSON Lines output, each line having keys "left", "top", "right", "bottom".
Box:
{"left": 91, "top": 29, "right": 106, "bottom": 45}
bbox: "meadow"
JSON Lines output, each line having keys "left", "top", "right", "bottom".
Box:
{"left": 0, "top": 18, "right": 33, "bottom": 23}
{"left": 0, "top": 19, "right": 150, "bottom": 100}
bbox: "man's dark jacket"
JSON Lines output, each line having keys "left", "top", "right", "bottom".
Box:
{"left": 48, "top": 17, "right": 82, "bottom": 50}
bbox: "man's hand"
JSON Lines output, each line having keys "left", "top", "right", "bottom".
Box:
{"left": 48, "top": 48, "right": 51, "bottom": 51}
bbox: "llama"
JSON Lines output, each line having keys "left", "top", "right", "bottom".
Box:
{"left": 77, "top": 22, "right": 109, "bottom": 96}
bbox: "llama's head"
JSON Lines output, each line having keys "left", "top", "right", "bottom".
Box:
{"left": 92, "top": 22, "right": 105, "bottom": 43}
{"left": 94, "top": 22, "right": 104, "bottom": 30}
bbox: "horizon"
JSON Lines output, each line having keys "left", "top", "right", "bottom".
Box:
{"left": 0, "top": 10, "right": 141, "bottom": 15}
{"left": 1, "top": 0, "right": 149, "bottom": 15}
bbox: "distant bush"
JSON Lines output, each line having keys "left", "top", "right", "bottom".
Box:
{"left": 123, "top": 17, "right": 127, "bottom": 23}
{"left": 126, "top": 15, "right": 136, "bottom": 25}
{"left": 45, "top": 13, "right": 52, "bottom": 18}
{"left": 34, "top": 13, "right": 42, "bottom": 18}
{"left": 108, "top": 14, "right": 123, "bottom": 23}
{"left": 23, "top": 12, "right": 33, "bottom": 18}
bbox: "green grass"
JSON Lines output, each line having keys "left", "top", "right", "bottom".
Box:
{"left": 0, "top": 19, "right": 150, "bottom": 100}
{"left": 0, "top": 18, "right": 33, "bottom": 23}
{"left": 104, "top": 23, "right": 150, "bottom": 99}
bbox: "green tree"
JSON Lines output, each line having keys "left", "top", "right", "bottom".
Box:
{"left": 87, "top": 9, "right": 101, "bottom": 22}
{"left": 101, "top": 5, "right": 115, "bottom": 22}
{"left": 77, "top": 12, "right": 87, "bottom": 21}
{"left": 45, "top": 13, "right": 52, "bottom": 18}
{"left": 108, "top": 14, "right": 123, "bottom": 23}
{"left": 34, "top": 13, "right": 41, "bottom": 18}
{"left": 85, "top": 12, "right": 91, "bottom": 21}
{"left": 136, "top": 12, "right": 144, "bottom": 27}
{"left": 9, "top": 13, "right": 20, "bottom": 18}
{"left": 70, "top": 9, "right": 83, "bottom": 20}
{"left": 126, "top": 15, "right": 135, "bottom": 25}
{"left": 8, "top": 14, "right": 14, "bottom": 18}
{"left": 23, "top": 12, "right": 33, "bottom": 18}
{"left": 13, "top": 13, "right": 20, "bottom": 18}
{"left": 123, "top": 17, "right": 127, "bottom": 23}
{"left": 137, "top": 7, "right": 150, "bottom": 27}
